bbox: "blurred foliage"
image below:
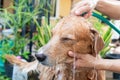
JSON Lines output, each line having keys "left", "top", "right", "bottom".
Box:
{"left": 0, "top": 0, "right": 56, "bottom": 78}
{"left": 0, "top": 39, "right": 14, "bottom": 62}
{"left": 0, "top": 0, "right": 55, "bottom": 73}
{"left": 0, "top": 73, "right": 11, "bottom": 80}
{"left": 33, "top": 20, "right": 53, "bottom": 48}
{"left": 0, "top": 0, "right": 55, "bottom": 57}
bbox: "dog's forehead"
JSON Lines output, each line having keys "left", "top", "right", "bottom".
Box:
{"left": 52, "top": 15, "right": 91, "bottom": 35}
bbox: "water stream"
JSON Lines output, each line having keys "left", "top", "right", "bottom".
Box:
{"left": 73, "top": 53, "right": 76, "bottom": 80}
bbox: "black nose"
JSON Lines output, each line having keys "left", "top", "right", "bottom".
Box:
{"left": 35, "top": 53, "right": 46, "bottom": 62}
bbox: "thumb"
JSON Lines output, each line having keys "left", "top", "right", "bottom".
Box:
{"left": 68, "top": 51, "right": 84, "bottom": 59}
{"left": 68, "top": 51, "right": 74, "bottom": 57}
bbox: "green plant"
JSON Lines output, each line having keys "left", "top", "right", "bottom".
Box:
{"left": 0, "top": 0, "right": 49, "bottom": 73}
{"left": 0, "top": 0, "right": 55, "bottom": 53}
{"left": 0, "top": 39, "right": 14, "bottom": 61}
{"left": 33, "top": 20, "right": 53, "bottom": 48}
{"left": 31, "top": 0, "right": 56, "bottom": 48}
{"left": 0, "top": 0, "right": 56, "bottom": 77}
{"left": 0, "top": 73, "right": 11, "bottom": 80}
{"left": 0, "top": 0, "right": 35, "bottom": 57}
{"left": 0, "top": 0, "right": 55, "bottom": 73}
{"left": 100, "top": 27, "right": 112, "bottom": 57}
{"left": 0, "top": 0, "right": 51, "bottom": 56}
{"left": 0, "top": 38, "right": 14, "bottom": 72}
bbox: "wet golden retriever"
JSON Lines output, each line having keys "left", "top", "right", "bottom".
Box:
{"left": 6, "top": 15, "right": 105, "bottom": 80}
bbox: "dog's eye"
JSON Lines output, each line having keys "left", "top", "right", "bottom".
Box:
{"left": 61, "top": 37, "right": 72, "bottom": 41}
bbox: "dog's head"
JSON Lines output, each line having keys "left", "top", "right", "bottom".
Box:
{"left": 35, "top": 15, "right": 104, "bottom": 66}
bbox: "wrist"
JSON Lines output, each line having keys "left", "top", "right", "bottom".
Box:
{"left": 90, "top": 0, "right": 99, "bottom": 8}
{"left": 95, "top": 0, "right": 106, "bottom": 11}
{"left": 95, "top": 58, "right": 104, "bottom": 70}
{"left": 96, "top": 59, "right": 112, "bottom": 70}
{"left": 82, "top": 0, "right": 99, "bottom": 9}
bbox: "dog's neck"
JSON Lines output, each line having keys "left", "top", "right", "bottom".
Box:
{"left": 54, "top": 64, "right": 72, "bottom": 80}
{"left": 54, "top": 63, "right": 97, "bottom": 80}
{"left": 37, "top": 63, "right": 98, "bottom": 80}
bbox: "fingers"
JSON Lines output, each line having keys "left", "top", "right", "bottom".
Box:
{"left": 68, "top": 51, "right": 99, "bottom": 69}
{"left": 84, "top": 10, "right": 92, "bottom": 18}
{"left": 71, "top": 1, "right": 89, "bottom": 14}
{"left": 68, "top": 51, "right": 86, "bottom": 59}
{"left": 71, "top": 1, "right": 92, "bottom": 17}
{"left": 68, "top": 51, "right": 77, "bottom": 57}
{"left": 68, "top": 51, "right": 95, "bottom": 60}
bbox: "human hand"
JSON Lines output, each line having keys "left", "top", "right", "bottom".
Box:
{"left": 71, "top": 0, "right": 98, "bottom": 18}
{"left": 68, "top": 51, "right": 100, "bottom": 69}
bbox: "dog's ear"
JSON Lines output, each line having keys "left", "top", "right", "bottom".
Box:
{"left": 90, "top": 28, "right": 104, "bottom": 56}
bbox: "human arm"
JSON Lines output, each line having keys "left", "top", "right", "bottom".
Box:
{"left": 96, "top": 0, "right": 120, "bottom": 19}
{"left": 71, "top": 0, "right": 120, "bottom": 19}
{"left": 99, "top": 59, "right": 120, "bottom": 73}
{"left": 68, "top": 51, "right": 120, "bottom": 73}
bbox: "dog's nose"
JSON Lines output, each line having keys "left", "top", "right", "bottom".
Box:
{"left": 35, "top": 53, "right": 46, "bottom": 62}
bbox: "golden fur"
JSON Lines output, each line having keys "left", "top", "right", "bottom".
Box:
{"left": 6, "top": 15, "right": 105, "bottom": 80}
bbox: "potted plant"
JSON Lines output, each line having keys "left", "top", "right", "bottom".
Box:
{"left": 0, "top": 0, "right": 53, "bottom": 78}
{"left": 0, "top": 0, "right": 37, "bottom": 78}
{"left": 33, "top": 21, "right": 53, "bottom": 48}
{"left": 0, "top": 38, "right": 14, "bottom": 73}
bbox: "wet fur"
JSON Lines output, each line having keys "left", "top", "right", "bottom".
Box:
{"left": 6, "top": 15, "right": 105, "bottom": 80}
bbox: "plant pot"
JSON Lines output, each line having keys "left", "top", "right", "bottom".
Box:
{"left": 105, "top": 53, "right": 120, "bottom": 79}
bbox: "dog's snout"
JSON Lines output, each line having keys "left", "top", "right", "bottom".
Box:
{"left": 35, "top": 53, "right": 46, "bottom": 62}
